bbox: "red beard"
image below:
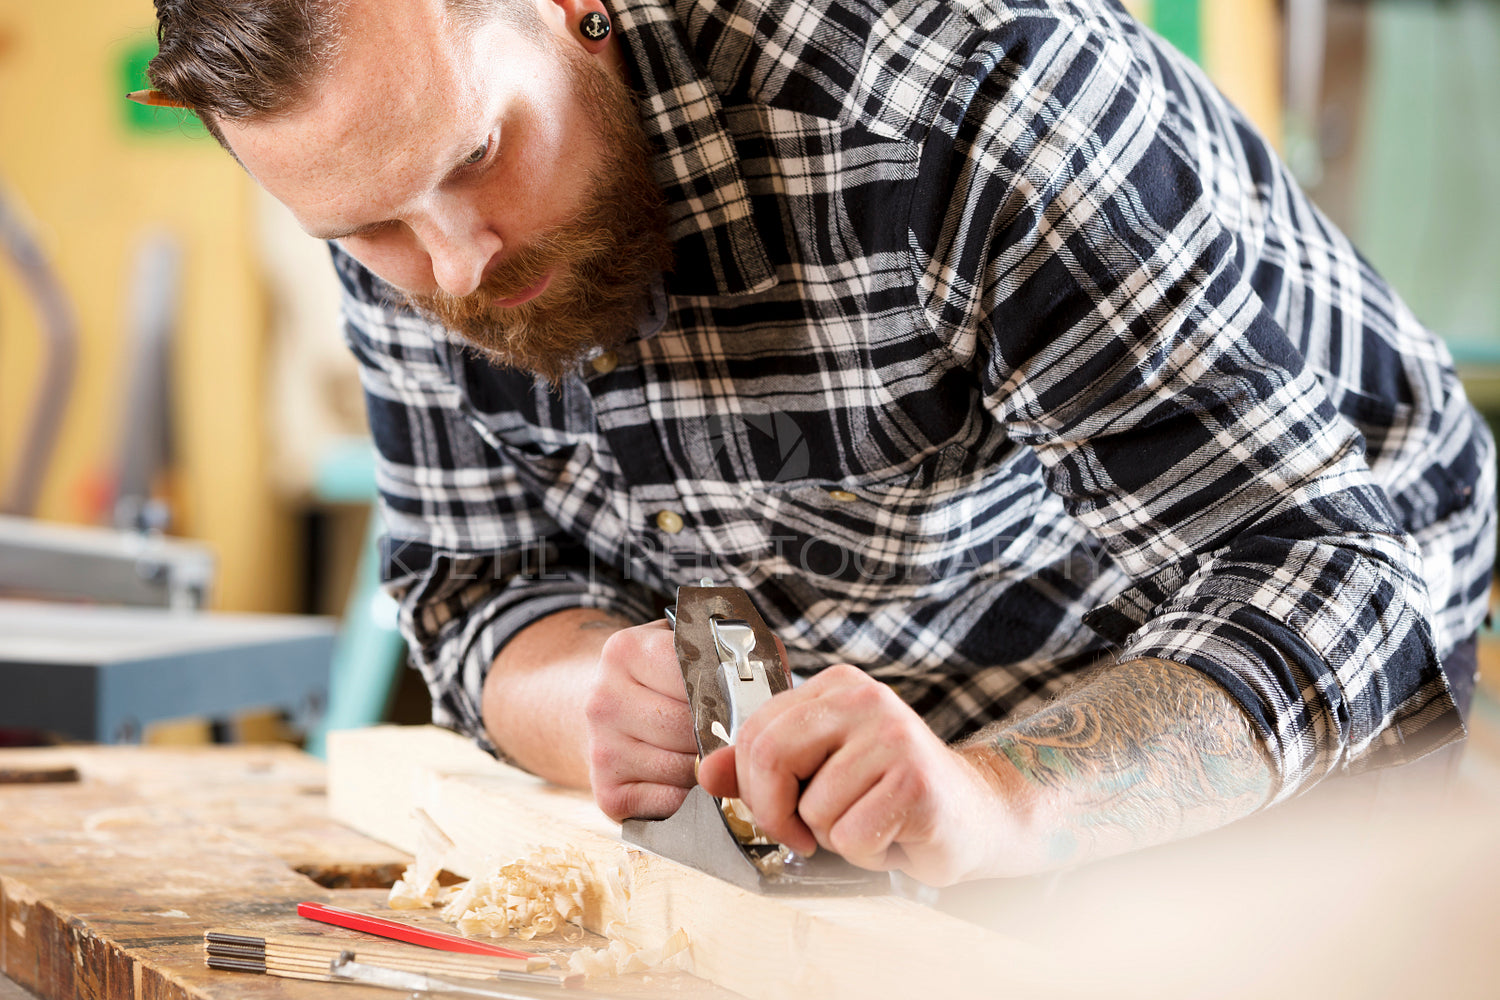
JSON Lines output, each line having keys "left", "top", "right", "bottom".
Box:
{"left": 405, "top": 41, "right": 672, "bottom": 384}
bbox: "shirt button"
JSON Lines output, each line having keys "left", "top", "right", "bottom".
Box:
{"left": 655, "top": 509, "right": 685, "bottom": 534}
{"left": 590, "top": 350, "right": 619, "bottom": 375}
{"left": 827, "top": 490, "right": 859, "bottom": 502}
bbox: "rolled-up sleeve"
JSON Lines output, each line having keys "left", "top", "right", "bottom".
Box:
{"left": 917, "top": 16, "right": 1466, "bottom": 802}
{"left": 1027, "top": 268, "right": 1456, "bottom": 802}
{"left": 334, "top": 247, "right": 657, "bottom": 757}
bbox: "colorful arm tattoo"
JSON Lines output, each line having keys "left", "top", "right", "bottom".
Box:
{"left": 975, "top": 658, "right": 1275, "bottom": 866}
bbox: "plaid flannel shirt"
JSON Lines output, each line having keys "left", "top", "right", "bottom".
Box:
{"left": 337, "top": 0, "right": 1496, "bottom": 802}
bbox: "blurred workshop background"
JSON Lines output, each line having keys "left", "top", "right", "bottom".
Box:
{"left": 0, "top": 0, "right": 1498, "bottom": 760}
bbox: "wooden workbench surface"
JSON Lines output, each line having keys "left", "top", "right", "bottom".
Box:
{"left": 6, "top": 732, "right": 1500, "bottom": 1000}
{"left": 0, "top": 743, "right": 731, "bottom": 1000}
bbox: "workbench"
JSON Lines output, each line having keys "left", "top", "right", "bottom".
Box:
{"left": 0, "top": 742, "right": 730, "bottom": 1000}
{"left": 3, "top": 731, "right": 1498, "bottom": 1000}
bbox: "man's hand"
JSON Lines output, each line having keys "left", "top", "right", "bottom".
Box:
{"left": 483, "top": 610, "right": 696, "bottom": 819}
{"left": 696, "top": 664, "right": 1012, "bottom": 887}
{"left": 585, "top": 620, "right": 698, "bottom": 822}
{"left": 493, "top": 612, "right": 1273, "bottom": 883}
{"left": 696, "top": 658, "right": 1275, "bottom": 885}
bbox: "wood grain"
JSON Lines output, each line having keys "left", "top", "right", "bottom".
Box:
{"left": 327, "top": 726, "right": 1061, "bottom": 1000}
{"left": 0, "top": 742, "right": 733, "bottom": 1000}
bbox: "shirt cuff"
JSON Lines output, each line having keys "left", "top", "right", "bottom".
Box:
{"left": 390, "top": 548, "right": 662, "bottom": 763}
{"left": 1106, "top": 599, "right": 1464, "bottom": 806}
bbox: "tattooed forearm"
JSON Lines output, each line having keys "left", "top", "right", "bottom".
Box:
{"left": 967, "top": 658, "right": 1274, "bottom": 867}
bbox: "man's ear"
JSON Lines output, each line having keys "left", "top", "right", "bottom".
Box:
{"left": 534, "top": 0, "right": 614, "bottom": 54}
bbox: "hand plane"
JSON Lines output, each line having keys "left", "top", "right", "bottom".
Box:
{"left": 621, "top": 583, "right": 891, "bottom": 895}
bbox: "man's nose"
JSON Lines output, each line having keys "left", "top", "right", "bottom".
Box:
{"left": 421, "top": 209, "right": 503, "bottom": 298}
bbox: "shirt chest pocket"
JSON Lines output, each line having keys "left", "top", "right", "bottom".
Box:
{"left": 731, "top": 437, "right": 1048, "bottom": 596}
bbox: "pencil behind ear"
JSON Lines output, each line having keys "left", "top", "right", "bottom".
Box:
{"left": 126, "top": 89, "right": 192, "bottom": 109}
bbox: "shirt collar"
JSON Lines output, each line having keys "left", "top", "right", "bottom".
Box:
{"left": 612, "top": 0, "right": 778, "bottom": 298}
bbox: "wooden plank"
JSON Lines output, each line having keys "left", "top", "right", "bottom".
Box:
{"left": 0, "top": 743, "right": 731, "bottom": 1000}
{"left": 327, "top": 726, "right": 1059, "bottom": 1000}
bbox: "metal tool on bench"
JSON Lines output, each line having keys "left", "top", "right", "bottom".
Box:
{"left": 622, "top": 583, "right": 892, "bottom": 895}
{"left": 328, "top": 953, "right": 606, "bottom": 998}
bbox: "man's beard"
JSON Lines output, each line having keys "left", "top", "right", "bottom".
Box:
{"left": 405, "top": 41, "right": 673, "bottom": 385}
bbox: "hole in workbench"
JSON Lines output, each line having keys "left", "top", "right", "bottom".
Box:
{"left": 295, "top": 863, "right": 405, "bottom": 889}
{"left": 293, "top": 864, "right": 466, "bottom": 890}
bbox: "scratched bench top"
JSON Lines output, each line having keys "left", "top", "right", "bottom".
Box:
{"left": 0, "top": 744, "right": 733, "bottom": 1000}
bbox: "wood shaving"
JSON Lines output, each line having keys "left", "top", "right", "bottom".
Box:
{"left": 386, "top": 808, "right": 456, "bottom": 910}
{"left": 386, "top": 861, "right": 443, "bottom": 910}
{"left": 750, "top": 843, "right": 799, "bottom": 878}
{"left": 385, "top": 835, "right": 686, "bottom": 980}
{"left": 720, "top": 796, "right": 773, "bottom": 845}
{"left": 438, "top": 846, "right": 595, "bottom": 942}
{"left": 566, "top": 927, "right": 691, "bottom": 978}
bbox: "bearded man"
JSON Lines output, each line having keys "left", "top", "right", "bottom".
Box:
{"left": 144, "top": 0, "right": 1494, "bottom": 884}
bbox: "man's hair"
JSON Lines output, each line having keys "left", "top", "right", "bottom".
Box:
{"left": 147, "top": 0, "right": 533, "bottom": 145}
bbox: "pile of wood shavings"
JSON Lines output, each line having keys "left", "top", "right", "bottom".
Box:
{"left": 440, "top": 846, "right": 602, "bottom": 942}
{"left": 387, "top": 844, "right": 691, "bottom": 979}
{"left": 566, "top": 927, "right": 691, "bottom": 978}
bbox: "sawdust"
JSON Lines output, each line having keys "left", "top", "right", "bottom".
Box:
{"left": 441, "top": 846, "right": 600, "bottom": 942}
{"left": 566, "top": 927, "right": 691, "bottom": 978}
{"left": 386, "top": 842, "right": 691, "bottom": 981}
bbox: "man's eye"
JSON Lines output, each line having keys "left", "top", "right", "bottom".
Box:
{"left": 463, "top": 139, "right": 491, "bottom": 166}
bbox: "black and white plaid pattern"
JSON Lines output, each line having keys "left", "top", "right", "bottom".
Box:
{"left": 337, "top": 0, "right": 1495, "bottom": 802}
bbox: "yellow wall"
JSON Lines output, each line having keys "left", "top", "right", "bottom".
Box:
{"left": 1123, "top": 0, "right": 1283, "bottom": 148}
{"left": 1203, "top": 0, "right": 1282, "bottom": 149}
{"left": 0, "top": 2, "right": 299, "bottom": 612}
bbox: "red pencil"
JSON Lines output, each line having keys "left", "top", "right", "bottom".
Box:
{"left": 296, "top": 902, "right": 538, "bottom": 961}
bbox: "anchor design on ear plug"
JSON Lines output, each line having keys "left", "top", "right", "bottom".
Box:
{"left": 580, "top": 10, "right": 611, "bottom": 41}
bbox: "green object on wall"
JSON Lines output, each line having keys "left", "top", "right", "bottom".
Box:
{"left": 1152, "top": 0, "right": 1202, "bottom": 65}
{"left": 1358, "top": 0, "right": 1500, "bottom": 358}
{"left": 118, "top": 37, "right": 208, "bottom": 138}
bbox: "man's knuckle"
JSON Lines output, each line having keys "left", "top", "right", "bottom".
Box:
{"left": 827, "top": 822, "right": 875, "bottom": 864}
{"left": 598, "top": 628, "right": 637, "bottom": 663}
{"left": 644, "top": 627, "right": 674, "bottom": 654}
{"left": 795, "top": 798, "right": 831, "bottom": 833}
{"left": 596, "top": 787, "right": 630, "bottom": 821}
{"left": 823, "top": 663, "right": 863, "bottom": 685}
{"left": 826, "top": 829, "right": 858, "bottom": 860}
{"left": 847, "top": 681, "right": 887, "bottom": 714}
{"left": 745, "top": 738, "right": 782, "bottom": 775}
{"left": 891, "top": 766, "right": 931, "bottom": 809}
{"left": 874, "top": 716, "right": 911, "bottom": 749}
{"left": 587, "top": 737, "right": 621, "bottom": 774}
